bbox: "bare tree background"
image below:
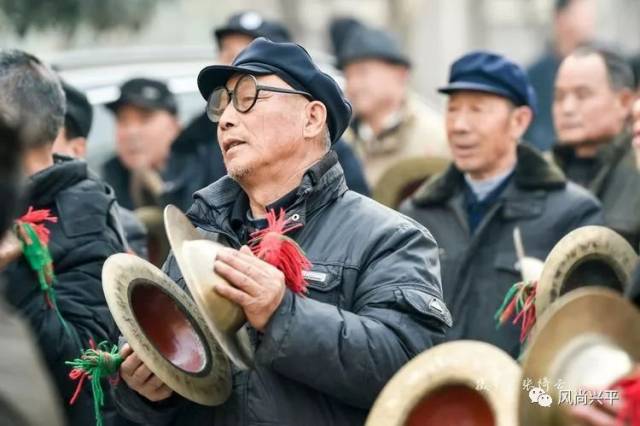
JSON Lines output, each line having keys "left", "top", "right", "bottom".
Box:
{"left": 0, "top": 0, "right": 173, "bottom": 38}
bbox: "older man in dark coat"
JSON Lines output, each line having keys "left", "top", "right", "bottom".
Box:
{"left": 112, "top": 38, "right": 450, "bottom": 426}
{"left": 401, "top": 51, "right": 602, "bottom": 358}
{"left": 552, "top": 45, "right": 640, "bottom": 250}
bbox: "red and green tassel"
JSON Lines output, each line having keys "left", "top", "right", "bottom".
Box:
{"left": 14, "top": 207, "right": 72, "bottom": 334}
{"left": 15, "top": 207, "right": 58, "bottom": 306}
{"left": 248, "top": 208, "right": 312, "bottom": 294}
{"left": 66, "top": 340, "right": 123, "bottom": 426}
{"left": 495, "top": 280, "right": 538, "bottom": 343}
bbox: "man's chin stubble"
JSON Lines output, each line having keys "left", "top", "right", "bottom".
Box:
{"left": 228, "top": 166, "right": 254, "bottom": 181}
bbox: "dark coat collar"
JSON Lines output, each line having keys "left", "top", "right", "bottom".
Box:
{"left": 27, "top": 154, "right": 90, "bottom": 206}
{"left": 552, "top": 129, "right": 631, "bottom": 170}
{"left": 412, "top": 143, "right": 566, "bottom": 207}
{"left": 186, "top": 151, "right": 348, "bottom": 240}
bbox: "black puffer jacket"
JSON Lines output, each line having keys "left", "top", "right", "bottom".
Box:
{"left": 113, "top": 152, "right": 450, "bottom": 426}
{"left": 2, "top": 155, "right": 126, "bottom": 425}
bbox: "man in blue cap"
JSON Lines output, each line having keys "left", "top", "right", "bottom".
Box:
{"left": 112, "top": 38, "right": 450, "bottom": 426}
{"left": 169, "top": 11, "right": 370, "bottom": 200}
{"left": 401, "top": 51, "right": 602, "bottom": 357}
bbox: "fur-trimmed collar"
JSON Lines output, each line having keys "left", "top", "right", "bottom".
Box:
{"left": 412, "top": 144, "right": 566, "bottom": 206}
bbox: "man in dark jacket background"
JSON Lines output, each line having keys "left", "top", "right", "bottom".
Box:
{"left": 113, "top": 38, "right": 450, "bottom": 426}
{"left": 102, "top": 77, "right": 185, "bottom": 210}
{"left": 0, "top": 49, "right": 126, "bottom": 425}
{"left": 54, "top": 81, "right": 148, "bottom": 258}
{"left": 552, "top": 45, "right": 640, "bottom": 250}
{"left": 401, "top": 51, "right": 602, "bottom": 358}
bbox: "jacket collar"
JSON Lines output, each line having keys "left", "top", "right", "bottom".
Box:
{"left": 186, "top": 151, "right": 348, "bottom": 239}
{"left": 27, "top": 154, "right": 90, "bottom": 206}
{"left": 412, "top": 143, "right": 566, "bottom": 207}
{"left": 553, "top": 129, "right": 631, "bottom": 170}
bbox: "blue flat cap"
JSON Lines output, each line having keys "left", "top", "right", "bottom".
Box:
{"left": 438, "top": 51, "right": 538, "bottom": 115}
{"left": 197, "top": 37, "right": 352, "bottom": 143}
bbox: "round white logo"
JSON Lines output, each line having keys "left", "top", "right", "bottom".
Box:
{"left": 239, "top": 12, "right": 263, "bottom": 30}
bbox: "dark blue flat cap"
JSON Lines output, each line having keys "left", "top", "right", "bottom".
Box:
{"left": 198, "top": 37, "right": 353, "bottom": 143}
{"left": 439, "top": 51, "right": 537, "bottom": 115}
{"left": 213, "top": 11, "right": 291, "bottom": 46}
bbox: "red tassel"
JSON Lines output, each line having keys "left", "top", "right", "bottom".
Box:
{"left": 17, "top": 207, "right": 58, "bottom": 246}
{"left": 68, "top": 368, "right": 88, "bottom": 405}
{"left": 612, "top": 371, "right": 640, "bottom": 426}
{"left": 249, "top": 209, "right": 311, "bottom": 294}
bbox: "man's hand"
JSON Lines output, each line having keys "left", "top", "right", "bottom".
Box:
{"left": 214, "top": 246, "right": 286, "bottom": 332}
{"left": 0, "top": 232, "right": 22, "bottom": 270}
{"left": 119, "top": 343, "right": 173, "bottom": 402}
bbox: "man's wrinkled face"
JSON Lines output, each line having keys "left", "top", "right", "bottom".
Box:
{"left": 218, "top": 33, "right": 255, "bottom": 66}
{"left": 216, "top": 74, "right": 309, "bottom": 180}
{"left": 115, "top": 105, "right": 179, "bottom": 170}
{"left": 554, "top": 54, "right": 630, "bottom": 146}
{"left": 446, "top": 91, "right": 519, "bottom": 178}
{"left": 343, "top": 59, "right": 408, "bottom": 119}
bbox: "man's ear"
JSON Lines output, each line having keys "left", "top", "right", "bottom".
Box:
{"left": 70, "top": 137, "right": 87, "bottom": 159}
{"left": 510, "top": 106, "right": 533, "bottom": 140}
{"left": 302, "top": 101, "right": 327, "bottom": 140}
{"left": 617, "top": 88, "right": 635, "bottom": 115}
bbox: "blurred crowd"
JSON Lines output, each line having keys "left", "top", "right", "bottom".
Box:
{"left": 1, "top": 0, "right": 640, "bottom": 425}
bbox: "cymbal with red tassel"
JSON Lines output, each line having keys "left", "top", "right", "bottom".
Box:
{"left": 164, "top": 205, "right": 254, "bottom": 370}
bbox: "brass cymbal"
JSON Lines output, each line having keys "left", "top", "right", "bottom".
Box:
{"left": 163, "top": 205, "right": 254, "bottom": 369}
{"left": 102, "top": 253, "right": 231, "bottom": 406}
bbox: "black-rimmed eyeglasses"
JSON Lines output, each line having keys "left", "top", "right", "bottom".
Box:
{"left": 206, "top": 74, "right": 313, "bottom": 122}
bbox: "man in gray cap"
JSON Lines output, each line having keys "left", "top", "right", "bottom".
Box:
{"left": 401, "top": 51, "right": 602, "bottom": 358}
{"left": 113, "top": 37, "right": 450, "bottom": 426}
{"left": 339, "top": 24, "right": 449, "bottom": 188}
